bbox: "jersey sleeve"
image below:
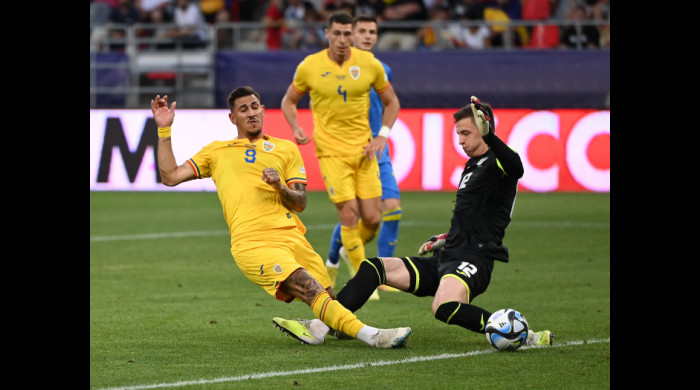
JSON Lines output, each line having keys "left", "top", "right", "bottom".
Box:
{"left": 487, "top": 133, "right": 524, "bottom": 179}
{"left": 291, "top": 59, "right": 310, "bottom": 95}
{"left": 187, "top": 142, "right": 214, "bottom": 179}
{"left": 285, "top": 141, "right": 308, "bottom": 187}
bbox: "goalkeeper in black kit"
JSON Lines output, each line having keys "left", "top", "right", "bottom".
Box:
{"left": 275, "top": 96, "right": 553, "bottom": 347}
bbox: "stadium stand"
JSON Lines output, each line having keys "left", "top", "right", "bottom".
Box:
{"left": 89, "top": 0, "right": 610, "bottom": 109}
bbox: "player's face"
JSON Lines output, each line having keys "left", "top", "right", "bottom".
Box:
{"left": 455, "top": 117, "right": 488, "bottom": 157}
{"left": 352, "top": 21, "right": 378, "bottom": 51}
{"left": 229, "top": 94, "right": 265, "bottom": 139}
{"left": 325, "top": 22, "right": 353, "bottom": 60}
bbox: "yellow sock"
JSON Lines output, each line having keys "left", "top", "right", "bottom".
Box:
{"left": 340, "top": 225, "right": 365, "bottom": 271}
{"left": 311, "top": 291, "right": 364, "bottom": 338}
{"left": 358, "top": 218, "right": 379, "bottom": 245}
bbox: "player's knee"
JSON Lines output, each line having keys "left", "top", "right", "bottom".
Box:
{"left": 360, "top": 257, "right": 386, "bottom": 284}
{"left": 383, "top": 199, "right": 401, "bottom": 213}
{"left": 362, "top": 215, "right": 381, "bottom": 229}
{"left": 434, "top": 301, "right": 460, "bottom": 324}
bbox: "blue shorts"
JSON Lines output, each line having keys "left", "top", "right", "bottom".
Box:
{"left": 378, "top": 146, "right": 400, "bottom": 200}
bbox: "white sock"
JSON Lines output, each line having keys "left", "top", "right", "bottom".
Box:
{"left": 355, "top": 325, "right": 380, "bottom": 347}
{"left": 310, "top": 319, "right": 330, "bottom": 338}
{"left": 325, "top": 260, "right": 340, "bottom": 268}
{"left": 526, "top": 331, "right": 539, "bottom": 345}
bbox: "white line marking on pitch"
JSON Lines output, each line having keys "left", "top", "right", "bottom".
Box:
{"left": 94, "top": 338, "right": 610, "bottom": 390}
{"left": 90, "top": 221, "right": 609, "bottom": 242}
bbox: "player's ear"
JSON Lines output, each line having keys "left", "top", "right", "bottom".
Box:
{"left": 228, "top": 112, "right": 237, "bottom": 125}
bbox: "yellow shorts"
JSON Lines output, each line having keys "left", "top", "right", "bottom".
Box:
{"left": 318, "top": 154, "right": 382, "bottom": 204}
{"left": 231, "top": 227, "right": 331, "bottom": 303}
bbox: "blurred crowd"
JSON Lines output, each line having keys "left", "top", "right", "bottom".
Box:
{"left": 90, "top": 0, "right": 610, "bottom": 51}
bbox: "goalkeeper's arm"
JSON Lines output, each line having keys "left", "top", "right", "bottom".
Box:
{"left": 485, "top": 132, "right": 524, "bottom": 179}
{"left": 470, "top": 96, "right": 524, "bottom": 179}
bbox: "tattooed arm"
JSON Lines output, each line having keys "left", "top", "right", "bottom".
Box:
{"left": 261, "top": 167, "right": 307, "bottom": 212}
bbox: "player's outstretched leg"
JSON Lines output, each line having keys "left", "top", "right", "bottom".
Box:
{"left": 272, "top": 318, "right": 411, "bottom": 348}
{"left": 272, "top": 317, "right": 327, "bottom": 345}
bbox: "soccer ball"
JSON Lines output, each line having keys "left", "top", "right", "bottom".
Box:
{"left": 485, "top": 308, "right": 529, "bottom": 351}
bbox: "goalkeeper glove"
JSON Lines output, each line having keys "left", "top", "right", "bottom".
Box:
{"left": 418, "top": 233, "right": 448, "bottom": 256}
{"left": 470, "top": 96, "right": 495, "bottom": 137}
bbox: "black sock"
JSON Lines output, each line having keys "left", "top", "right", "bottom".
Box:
{"left": 434, "top": 301, "right": 492, "bottom": 334}
{"left": 336, "top": 257, "right": 385, "bottom": 312}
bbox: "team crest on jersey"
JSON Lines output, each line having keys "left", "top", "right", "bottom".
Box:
{"left": 349, "top": 66, "right": 360, "bottom": 80}
{"left": 263, "top": 141, "right": 275, "bottom": 152}
{"left": 273, "top": 264, "right": 283, "bottom": 274}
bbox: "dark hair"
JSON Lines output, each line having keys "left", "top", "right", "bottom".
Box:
{"left": 453, "top": 105, "right": 476, "bottom": 123}
{"left": 227, "top": 86, "right": 261, "bottom": 111}
{"left": 453, "top": 100, "right": 494, "bottom": 127}
{"left": 353, "top": 14, "right": 378, "bottom": 27}
{"left": 327, "top": 11, "right": 353, "bottom": 28}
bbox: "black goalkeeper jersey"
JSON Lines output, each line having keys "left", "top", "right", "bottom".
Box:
{"left": 441, "top": 135, "right": 523, "bottom": 263}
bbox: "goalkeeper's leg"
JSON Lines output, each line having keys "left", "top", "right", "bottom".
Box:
{"left": 434, "top": 301, "right": 492, "bottom": 334}
{"left": 430, "top": 263, "right": 493, "bottom": 334}
{"left": 336, "top": 257, "right": 411, "bottom": 311}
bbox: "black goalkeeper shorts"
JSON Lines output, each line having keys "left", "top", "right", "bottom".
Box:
{"left": 401, "top": 253, "right": 494, "bottom": 303}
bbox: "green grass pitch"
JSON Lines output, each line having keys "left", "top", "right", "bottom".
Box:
{"left": 90, "top": 191, "right": 610, "bottom": 389}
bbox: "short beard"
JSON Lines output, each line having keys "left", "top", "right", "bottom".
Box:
{"left": 247, "top": 128, "right": 262, "bottom": 138}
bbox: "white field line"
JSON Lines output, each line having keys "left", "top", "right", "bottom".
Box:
{"left": 90, "top": 221, "right": 609, "bottom": 242}
{"left": 94, "top": 338, "right": 610, "bottom": 390}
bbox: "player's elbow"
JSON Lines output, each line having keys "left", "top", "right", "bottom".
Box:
{"left": 159, "top": 171, "right": 181, "bottom": 187}
{"left": 291, "top": 201, "right": 306, "bottom": 213}
{"left": 160, "top": 176, "right": 179, "bottom": 187}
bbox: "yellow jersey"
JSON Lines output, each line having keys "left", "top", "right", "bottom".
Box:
{"left": 187, "top": 134, "right": 308, "bottom": 244}
{"left": 291, "top": 47, "right": 390, "bottom": 157}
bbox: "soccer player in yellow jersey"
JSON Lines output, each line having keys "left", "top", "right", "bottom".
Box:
{"left": 150, "top": 86, "right": 411, "bottom": 348}
{"left": 280, "top": 11, "right": 401, "bottom": 297}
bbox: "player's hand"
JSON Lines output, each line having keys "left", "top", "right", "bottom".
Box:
{"left": 418, "top": 233, "right": 447, "bottom": 255}
{"left": 470, "top": 96, "right": 494, "bottom": 137}
{"left": 151, "top": 95, "right": 176, "bottom": 128}
{"left": 363, "top": 136, "right": 387, "bottom": 160}
{"left": 261, "top": 167, "right": 283, "bottom": 191}
{"left": 293, "top": 127, "right": 312, "bottom": 145}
